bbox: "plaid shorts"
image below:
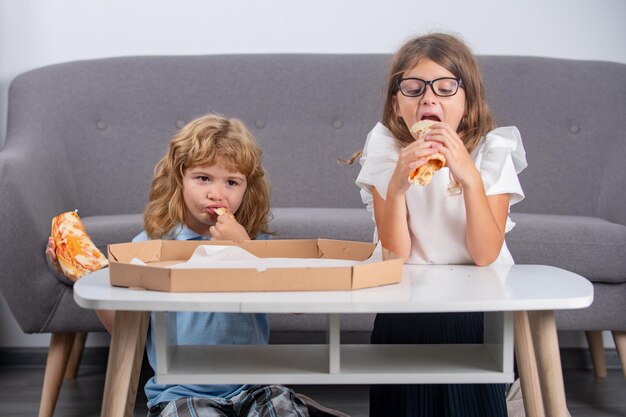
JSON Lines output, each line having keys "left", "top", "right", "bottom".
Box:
{"left": 148, "top": 385, "right": 309, "bottom": 417}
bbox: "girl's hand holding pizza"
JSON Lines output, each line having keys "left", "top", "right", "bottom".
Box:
{"left": 425, "top": 123, "right": 482, "bottom": 188}
{"left": 388, "top": 139, "right": 439, "bottom": 196}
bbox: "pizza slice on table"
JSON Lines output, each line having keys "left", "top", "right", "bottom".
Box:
{"left": 51, "top": 210, "right": 108, "bottom": 282}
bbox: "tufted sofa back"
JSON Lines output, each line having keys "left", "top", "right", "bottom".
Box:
{"left": 478, "top": 56, "right": 626, "bottom": 225}
{"left": 5, "top": 55, "right": 388, "bottom": 222}
{"left": 6, "top": 55, "right": 626, "bottom": 227}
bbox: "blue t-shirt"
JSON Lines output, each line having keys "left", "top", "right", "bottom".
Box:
{"left": 134, "top": 225, "right": 270, "bottom": 407}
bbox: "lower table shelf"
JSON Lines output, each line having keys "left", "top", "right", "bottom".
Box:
{"left": 156, "top": 344, "right": 515, "bottom": 385}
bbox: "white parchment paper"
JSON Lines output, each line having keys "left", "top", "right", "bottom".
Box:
{"left": 130, "top": 243, "right": 383, "bottom": 272}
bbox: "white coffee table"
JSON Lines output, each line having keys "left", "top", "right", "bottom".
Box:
{"left": 74, "top": 264, "right": 592, "bottom": 417}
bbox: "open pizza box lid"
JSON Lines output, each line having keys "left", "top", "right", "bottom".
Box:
{"left": 107, "top": 239, "right": 403, "bottom": 292}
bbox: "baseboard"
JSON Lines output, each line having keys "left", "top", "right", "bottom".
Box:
{"left": 0, "top": 346, "right": 621, "bottom": 371}
{"left": 0, "top": 347, "right": 110, "bottom": 368}
{"left": 559, "top": 347, "right": 622, "bottom": 371}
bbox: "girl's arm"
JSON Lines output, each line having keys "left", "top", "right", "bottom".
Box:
{"left": 372, "top": 187, "right": 412, "bottom": 260}
{"left": 463, "top": 183, "right": 509, "bottom": 266}
{"left": 373, "top": 139, "right": 438, "bottom": 261}
{"left": 426, "top": 124, "right": 509, "bottom": 265}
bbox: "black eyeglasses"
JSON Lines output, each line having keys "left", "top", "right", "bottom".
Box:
{"left": 396, "top": 77, "right": 463, "bottom": 97}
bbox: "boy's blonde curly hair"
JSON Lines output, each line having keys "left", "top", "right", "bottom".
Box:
{"left": 144, "top": 114, "right": 271, "bottom": 239}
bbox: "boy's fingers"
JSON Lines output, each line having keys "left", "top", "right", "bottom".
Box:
{"left": 45, "top": 252, "right": 63, "bottom": 273}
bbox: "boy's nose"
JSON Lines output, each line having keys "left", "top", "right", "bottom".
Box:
{"left": 207, "top": 185, "right": 224, "bottom": 200}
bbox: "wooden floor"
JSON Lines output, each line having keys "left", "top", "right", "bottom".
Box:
{"left": 1, "top": 364, "right": 625, "bottom": 416}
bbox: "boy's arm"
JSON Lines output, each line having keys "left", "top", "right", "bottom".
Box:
{"left": 210, "top": 212, "right": 250, "bottom": 243}
{"left": 95, "top": 310, "right": 115, "bottom": 334}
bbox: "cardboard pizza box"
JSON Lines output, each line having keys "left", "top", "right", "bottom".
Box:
{"left": 107, "top": 239, "right": 403, "bottom": 292}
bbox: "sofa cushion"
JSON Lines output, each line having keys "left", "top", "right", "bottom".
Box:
{"left": 556, "top": 282, "right": 626, "bottom": 331}
{"left": 508, "top": 213, "right": 626, "bottom": 284}
{"left": 268, "top": 208, "right": 375, "bottom": 242}
{"left": 82, "top": 211, "right": 626, "bottom": 284}
{"left": 81, "top": 208, "right": 375, "bottom": 251}
{"left": 82, "top": 214, "right": 144, "bottom": 254}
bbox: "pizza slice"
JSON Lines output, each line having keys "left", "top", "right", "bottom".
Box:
{"left": 215, "top": 207, "right": 236, "bottom": 220}
{"left": 51, "top": 210, "right": 108, "bottom": 282}
{"left": 408, "top": 120, "right": 446, "bottom": 186}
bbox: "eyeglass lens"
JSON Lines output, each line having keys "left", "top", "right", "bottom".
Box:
{"left": 399, "top": 78, "right": 460, "bottom": 97}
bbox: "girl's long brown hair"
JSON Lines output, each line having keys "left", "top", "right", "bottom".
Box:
{"left": 383, "top": 32, "right": 495, "bottom": 153}
{"left": 144, "top": 114, "right": 271, "bottom": 239}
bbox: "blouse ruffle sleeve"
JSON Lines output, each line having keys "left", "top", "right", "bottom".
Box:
{"left": 355, "top": 123, "right": 401, "bottom": 213}
{"left": 478, "top": 126, "right": 527, "bottom": 205}
{"left": 477, "top": 126, "right": 527, "bottom": 233}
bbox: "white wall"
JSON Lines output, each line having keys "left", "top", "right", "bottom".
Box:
{"left": 1, "top": 0, "right": 624, "bottom": 348}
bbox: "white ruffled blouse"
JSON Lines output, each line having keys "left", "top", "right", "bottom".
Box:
{"left": 356, "top": 122, "right": 527, "bottom": 265}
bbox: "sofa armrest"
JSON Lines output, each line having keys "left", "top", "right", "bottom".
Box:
{"left": 597, "top": 137, "right": 626, "bottom": 226}
{"left": 0, "top": 145, "right": 89, "bottom": 332}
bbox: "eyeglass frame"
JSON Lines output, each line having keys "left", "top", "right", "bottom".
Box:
{"left": 395, "top": 76, "right": 464, "bottom": 98}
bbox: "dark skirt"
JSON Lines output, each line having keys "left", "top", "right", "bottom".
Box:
{"left": 369, "top": 312, "right": 507, "bottom": 417}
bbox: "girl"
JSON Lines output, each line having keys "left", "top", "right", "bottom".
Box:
{"left": 355, "top": 33, "right": 527, "bottom": 416}
{"left": 47, "top": 114, "right": 311, "bottom": 417}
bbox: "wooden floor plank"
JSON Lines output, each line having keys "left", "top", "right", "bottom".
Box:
{"left": 1, "top": 364, "right": 625, "bottom": 416}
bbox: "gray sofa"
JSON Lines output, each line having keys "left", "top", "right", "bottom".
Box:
{"left": 1, "top": 54, "right": 625, "bottom": 416}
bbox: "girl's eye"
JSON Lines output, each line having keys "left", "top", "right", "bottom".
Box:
{"left": 436, "top": 87, "right": 454, "bottom": 95}
{"left": 198, "top": 176, "right": 210, "bottom": 182}
{"left": 407, "top": 87, "right": 424, "bottom": 96}
{"left": 227, "top": 180, "right": 238, "bottom": 187}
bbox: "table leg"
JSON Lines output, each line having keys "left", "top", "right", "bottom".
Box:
{"left": 100, "top": 311, "right": 150, "bottom": 417}
{"left": 328, "top": 313, "right": 340, "bottom": 373}
{"left": 514, "top": 311, "right": 545, "bottom": 417}
{"left": 527, "top": 310, "right": 568, "bottom": 417}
